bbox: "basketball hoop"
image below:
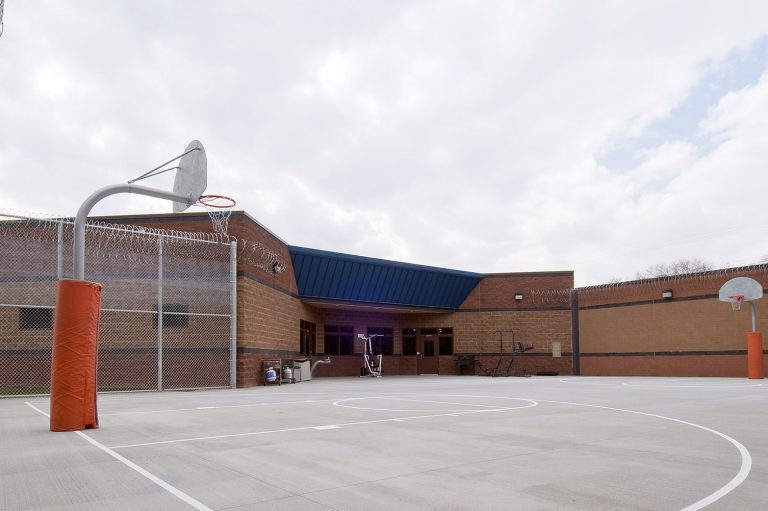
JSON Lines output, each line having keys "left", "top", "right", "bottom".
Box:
{"left": 728, "top": 295, "right": 744, "bottom": 311}
{"left": 194, "top": 194, "right": 235, "bottom": 235}
{"left": 719, "top": 277, "right": 764, "bottom": 379}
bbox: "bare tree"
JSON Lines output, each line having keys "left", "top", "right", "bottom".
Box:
{"left": 635, "top": 258, "right": 714, "bottom": 279}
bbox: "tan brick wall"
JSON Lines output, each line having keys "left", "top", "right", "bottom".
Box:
{"left": 577, "top": 267, "right": 768, "bottom": 377}
{"left": 237, "top": 277, "right": 300, "bottom": 352}
{"left": 452, "top": 310, "right": 572, "bottom": 355}
{"left": 579, "top": 298, "right": 759, "bottom": 353}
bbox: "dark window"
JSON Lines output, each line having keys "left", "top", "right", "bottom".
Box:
{"left": 439, "top": 327, "right": 454, "bottom": 355}
{"left": 324, "top": 325, "right": 354, "bottom": 355}
{"left": 402, "top": 328, "right": 417, "bottom": 355}
{"left": 366, "top": 327, "right": 394, "bottom": 355}
{"left": 300, "top": 320, "right": 316, "bottom": 357}
{"left": 19, "top": 307, "right": 53, "bottom": 329}
{"left": 153, "top": 304, "right": 189, "bottom": 328}
{"left": 439, "top": 336, "right": 453, "bottom": 355}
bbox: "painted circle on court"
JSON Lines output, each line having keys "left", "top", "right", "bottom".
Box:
{"left": 333, "top": 393, "right": 750, "bottom": 511}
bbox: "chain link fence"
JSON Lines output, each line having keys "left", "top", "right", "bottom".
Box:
{"left": 0, "top": 211, "right": 235, "bottom": 396}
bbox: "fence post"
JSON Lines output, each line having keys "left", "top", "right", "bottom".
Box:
{"left": 230, "top": 240, "right": 237, "bottom": 388}
{"left": 570, "top": 289, "right": 580, "bottom": 376}
{"left": 157, "top": 237, "right": 163, "bottom": 391}
{"left": 56, "top": 221, "right": 64, "bottom": 279}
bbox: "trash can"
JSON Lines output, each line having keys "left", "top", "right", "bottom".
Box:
{"left": 293, "top": 359, "right": 310, "bottom": 381}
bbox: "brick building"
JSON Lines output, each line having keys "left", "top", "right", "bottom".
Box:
{"left": 2, "top": 210, "right": 765, "bottom": 392}
{"left": 105, "top": 210, "right": 768, "bottom": 382}
{"left": 98, "top": 211, "right": 575, "bottom": 386}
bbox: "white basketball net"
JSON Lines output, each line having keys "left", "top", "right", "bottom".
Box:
{"left": 195, "top": 195, "right": 235, "bottom": 235}
{"left": 207, "top": 208, "right": 232, "bottom": 235}
{"left": 729, "top": 295, "right": 744, "bottom": 311}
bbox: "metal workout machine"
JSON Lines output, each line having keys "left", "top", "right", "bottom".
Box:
{"left": 358, "top": 333, "right": 383, "bottom": 377}
{"left": 480, "top": 330, "right": 533, "bottom": 377}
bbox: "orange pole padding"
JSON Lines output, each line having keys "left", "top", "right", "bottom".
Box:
{"left": 747, "top": 332, "right": 764, "bottom": 380}
{"left": 50, "top": 279, "right": 102, "bottom": 431}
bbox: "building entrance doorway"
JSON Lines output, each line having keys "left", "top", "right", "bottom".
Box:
{"left": 417, "top": 336, "right": 439, "bottom": 374}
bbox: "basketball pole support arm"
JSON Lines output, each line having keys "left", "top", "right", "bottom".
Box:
{"left": 73, "top": 184, "right": 195, "bottom": 279}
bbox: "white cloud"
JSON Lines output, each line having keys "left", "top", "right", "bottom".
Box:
{"left": 2, "top": 1, "right": 768, "bottom": 285}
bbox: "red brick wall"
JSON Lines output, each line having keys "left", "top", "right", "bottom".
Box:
{"left": 460, "top": 271, "right": 573, "bottom": 310}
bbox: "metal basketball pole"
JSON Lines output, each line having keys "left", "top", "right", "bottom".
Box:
{"left": 73, "top": 183, "right": 194, "bottom": 279}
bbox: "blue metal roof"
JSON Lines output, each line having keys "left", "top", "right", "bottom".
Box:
{"left": 289, "top": 246, "right": 483, "bottom": 310}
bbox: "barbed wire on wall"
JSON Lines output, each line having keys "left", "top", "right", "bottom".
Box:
{"left": 527, "top": 288, "right": 572, "bottom": 306}
{"left": 0, "top": 209, "right": 287, "bottom": 277}
{"left": 238, "top": 239, "right": 285, "bottom": 274}
{"left": 0, "top": 210, "right": 67, "bottom": 242}
{"left": 576, "top": 264, "right": 768, "bottom": 301}
{"left": 507, "top": 264, "right": 768, "bottom": 307}
{"left": 10, "top": 208, "right": 763, "bottom": 294}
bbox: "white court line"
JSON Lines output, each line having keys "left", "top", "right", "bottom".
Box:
{"left": 376, "top": 397, "right": 515, "bottom": 408}
{"left": 100, "top": 399, "right": 333, "bottom": 416}
{"left": 538, "top": 399, "right": 752, "bottom": 511}
{"left": 332, "top": 396, "right": 537, "bottom": 413}
{"left": 558, "top": 377, "right": 765, "bottom": 388}
{"left": 387, "top": 394, "right": 752, "bottom": 511}
{"left": 24, "top": 402, "right": 212, "bottom": 511}
{"left": 36, "top": 392, "right": 750, "bottom": 511}
{"left": 621, "top": 381, "right": 766, "bottom": 388}
{"left": 108, "top": 401, "right": 538, "bottom": 449}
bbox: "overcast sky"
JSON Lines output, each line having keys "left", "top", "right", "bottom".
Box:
{"left": 2, "top": 1, "right": 768, "bottom": 286}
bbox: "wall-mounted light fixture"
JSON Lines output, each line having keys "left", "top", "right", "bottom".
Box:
{"left": 514, "top": 292, "right": 524, "bottom": 301}
{"left": 661, "top": 289, "right": 673, "bottom": 299}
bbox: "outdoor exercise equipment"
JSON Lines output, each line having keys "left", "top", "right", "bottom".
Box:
{"left": 358, "top": 333, "right": 383, "bottom": 377}
{"left": 480, "top": 330, "right": 533, "bottom": 377}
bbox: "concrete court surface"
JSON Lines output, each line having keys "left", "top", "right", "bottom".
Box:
{"left": 1, "top": 376, "right": 766, "bottom": 511}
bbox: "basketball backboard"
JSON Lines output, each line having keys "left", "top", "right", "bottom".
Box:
{"left": 172, "top": 140, "right": 207, "bottom": 212}
{"left": 718, "top": 277, "right": 764, "bottom": 303}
